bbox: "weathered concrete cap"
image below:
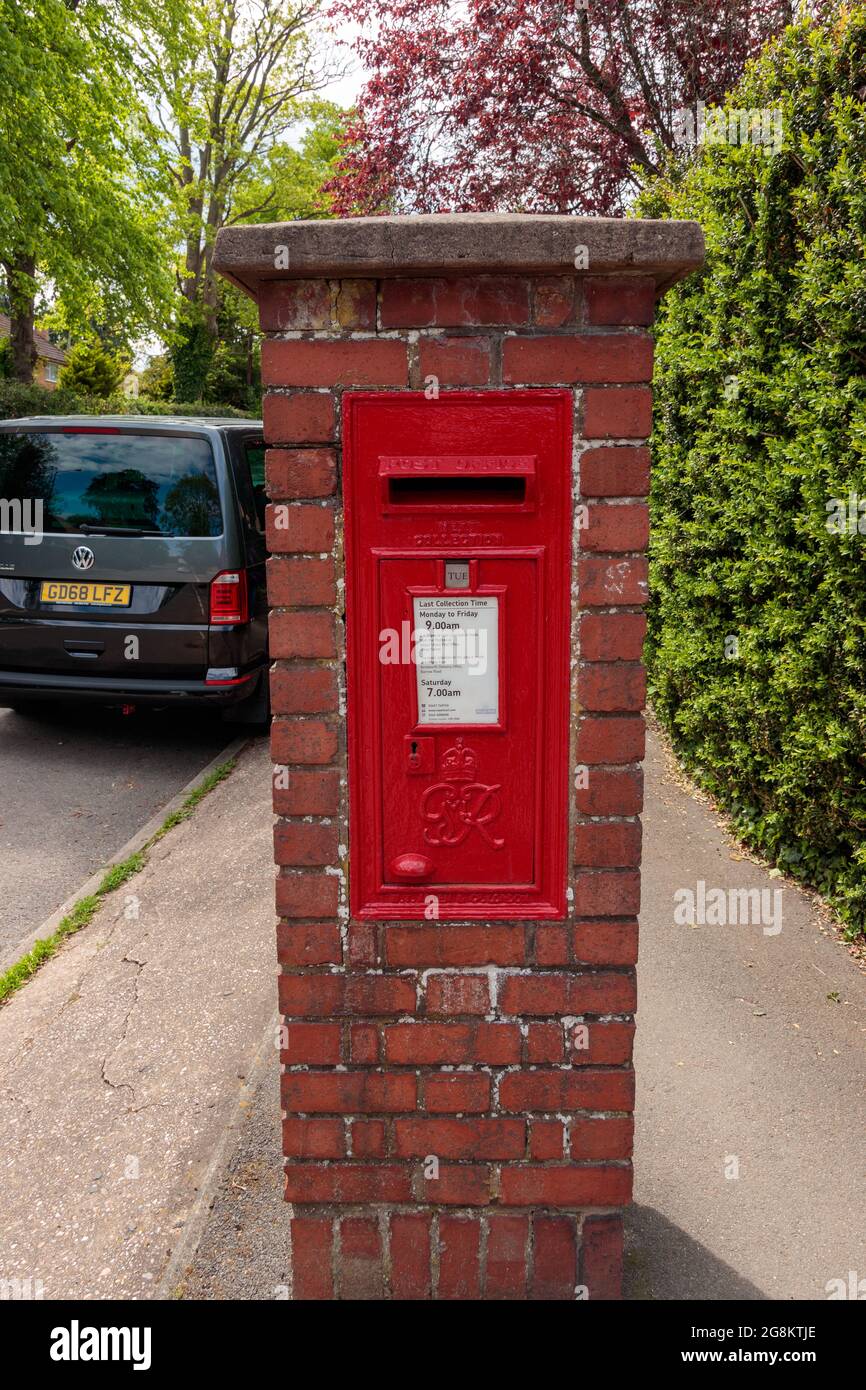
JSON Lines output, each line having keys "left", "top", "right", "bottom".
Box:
{"left": 214, "top": 213, "right": 704, "bottom": 297}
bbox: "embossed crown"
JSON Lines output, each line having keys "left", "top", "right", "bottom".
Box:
{"left": 441, "top": 738, "right": 478, "bottom": 781}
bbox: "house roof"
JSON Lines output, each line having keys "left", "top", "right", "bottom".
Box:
{"left": 0, "top": 315, "right": 68, "bottom": 365}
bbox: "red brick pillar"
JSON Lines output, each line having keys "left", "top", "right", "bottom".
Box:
{"left": 215, "top": 215, "right": 703, "bottom": 1301}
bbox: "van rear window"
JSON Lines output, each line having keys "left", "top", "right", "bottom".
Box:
{"left": 0, "top": 431, "right": 223, "bottom": 537}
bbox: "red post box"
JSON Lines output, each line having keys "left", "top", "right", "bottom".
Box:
{"left": 214, "top": 213, "right": 704, "bottom": 1301}
{"left": 344, "top": 391, "right": 571, "bottom": 920}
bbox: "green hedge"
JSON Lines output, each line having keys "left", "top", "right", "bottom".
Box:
{"left": 640, "top": 8, "right": 866, "bottom": 937}
{"left": 0, "top": 381, "right": 252, "bottom": 419}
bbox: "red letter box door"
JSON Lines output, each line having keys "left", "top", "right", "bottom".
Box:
{"left": 344, "top": 391, "right": 571, "bottom": 920}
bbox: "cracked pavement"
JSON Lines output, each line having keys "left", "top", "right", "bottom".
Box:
{"left": 0, "top": 738, "right": 275, "bottom": 1300}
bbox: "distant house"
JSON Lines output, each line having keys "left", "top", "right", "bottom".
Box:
{"left": 0, "top": 314, "right": 68, "bottom": 389}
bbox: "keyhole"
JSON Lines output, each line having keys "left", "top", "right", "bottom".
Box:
{"left": 411, "top": 741, "right": 418, "bottom": 756}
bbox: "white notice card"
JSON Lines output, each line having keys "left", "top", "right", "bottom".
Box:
{"left": 413, "top": 595, "right": 499, "bottom": 725}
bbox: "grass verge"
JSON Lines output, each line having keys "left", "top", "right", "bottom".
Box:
{"left": 0, "top": 757, "right": 238, "bottom": 1006}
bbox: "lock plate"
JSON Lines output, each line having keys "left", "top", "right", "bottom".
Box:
{"left": 404, "top": 734, "right": 435, "bottom": 774}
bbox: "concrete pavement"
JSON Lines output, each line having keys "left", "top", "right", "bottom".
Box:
{"left": 0, "top": 738, "right": 275, "bottom": 1300}
{"left": 626, "top": 725, "right": 866, "bottom": 1300}
{"left": 183, "top": 725, "right": 866, "bottom": 1302}
{"left": 1, "top": 719, "right": 862, "bottom": 1301}
{"left": 0, "top": 705, "right": 233, "bottom": 957}
{"left": 178, "top": 1050, "right": 291, "bottom": 1301}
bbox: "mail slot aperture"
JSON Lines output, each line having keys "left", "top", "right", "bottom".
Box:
{"left": 381, "top": 455, "right": 536, "bottom": 509}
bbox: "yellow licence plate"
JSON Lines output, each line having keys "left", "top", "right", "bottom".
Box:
{"left": 40, "top": 581, "right": 132, "bottom": 607}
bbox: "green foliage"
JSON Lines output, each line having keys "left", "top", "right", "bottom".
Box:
{"left": 0, "top": 380, "right": 249, "bottom": 419}
{"left": 1, "top": 2, "right": 340, "bottom": 387}
{"left": 170, "top": 305, "right": 215, "bottom": 403}
{"left": 203, "top": 341, "right": 258, "bottom": 412}
{"left": 201, "top": 282, "right": 261, "bottom": 411}
{"left": 143, "top": 2, "right": 339, "bottom": 373}
{"left": 58, "top": 341, "right": 127, "bottom": 397}
{"left": 234, "top": 100, "right": 345, "bottom": 225}
{"left": 0, "top": 336, "right": 11, "bottom": 379}
{"left": 639, "top": 7, "right": 866, "bottom": 937}
{"left": 164, "top": 99, "right": 342, "bottom": 402}
{"left": 138, "top": 354, "right": 174, "bottom": 401}
{"left": 0, "top": 0, "right": 176, "bottom": 347}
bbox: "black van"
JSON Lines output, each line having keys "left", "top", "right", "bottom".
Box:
{"left": 0, "top": 416, "right": 269, "bottom": 723}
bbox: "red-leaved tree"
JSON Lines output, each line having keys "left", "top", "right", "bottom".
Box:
{"left": 327, "top": 0, "right": 826, "bottom": 215}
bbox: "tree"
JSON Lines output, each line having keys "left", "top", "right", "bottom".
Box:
{"left": 134, "top": 101, "right": 340, "bottom": 410}
{"left": 78, "top": 470, "right": 160, "bottom": 529}
{"left": 328, "top": 0, "right": 829, "bottom": 216}
{"left": 58, "top": 341, "right": 128, "bottom": 397}
{"left": 0, "top": 0, "right": 176, "bottom": 382}
{"left": 138, "top": 354, "right": 175, "bottom": 401}
{"left": 201, "top": 284, "right": 260, "bottom": 410}
{"left": 139, "top": 2, "right": 342, "bottom": 397}
{"left": 162, "top": 472, "right": 221, "bottom": 534}
{"left": 199, "top": 112, "right": 342, "bottom": 409}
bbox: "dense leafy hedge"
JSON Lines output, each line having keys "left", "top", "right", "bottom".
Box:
{"left": 640, "top": 8, "right": 866, "bottom": 936}
{"left": 0, "top": 381, "right": 252, "bottom": 420}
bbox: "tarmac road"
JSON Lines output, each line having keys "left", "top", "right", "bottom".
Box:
{"left": 0, "top": 703, "right": 237, "bottom": 960}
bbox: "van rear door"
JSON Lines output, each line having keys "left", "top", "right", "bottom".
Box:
{"left": 0, "top": 426, "right": 236, "bottom": 680}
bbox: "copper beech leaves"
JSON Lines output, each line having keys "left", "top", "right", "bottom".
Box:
{"left": 326, "top": 0, "right": 824, "bottom": 216}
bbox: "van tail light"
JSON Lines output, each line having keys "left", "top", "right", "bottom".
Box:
{"left": 209, "top": 570, "right": 248, "bottom": 625}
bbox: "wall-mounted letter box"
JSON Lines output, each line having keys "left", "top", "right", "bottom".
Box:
{"left": 344, "top": 391, "right": 572, "bottom": 919}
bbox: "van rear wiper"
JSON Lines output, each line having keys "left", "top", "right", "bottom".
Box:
{"left": 78, "top": 524, "right": 162, "bottom": 537}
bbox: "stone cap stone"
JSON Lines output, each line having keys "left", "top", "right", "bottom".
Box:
{"left": 214, "top": 213, "right": 704, "bottom": 298}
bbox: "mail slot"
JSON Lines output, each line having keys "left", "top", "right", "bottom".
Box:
{"left": 344, "top": 391, "right": 572, "bottom": 920}
{"left": 381, "top": 455, "right": 536, "bottom": 509}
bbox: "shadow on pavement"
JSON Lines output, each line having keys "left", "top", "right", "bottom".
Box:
{"left": 625, "top": 1204, "right": 768, "bottom": 1300}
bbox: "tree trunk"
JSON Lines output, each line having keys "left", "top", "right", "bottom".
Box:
{"left": 201, "top": 188, "right": 225, "bottom": 339}
{"left": 3, "top": 253, "right": 38, "bottom": 384}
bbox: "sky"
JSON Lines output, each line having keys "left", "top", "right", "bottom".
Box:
{"left": 320, "top": 26, "right": 366, "bottom": 110}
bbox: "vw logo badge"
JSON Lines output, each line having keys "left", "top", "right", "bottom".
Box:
{"left": 71, "top": 545, "right": 95, "bottom": 571}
